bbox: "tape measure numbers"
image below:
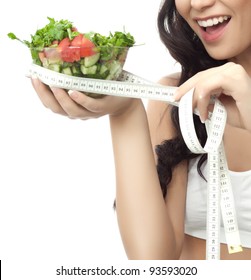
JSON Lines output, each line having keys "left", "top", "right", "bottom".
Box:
{"left": 28, "top": 63, "right": 243, "bottom": 259}
{"left": 29, "top": 64, "right": 178, "bottom": 104}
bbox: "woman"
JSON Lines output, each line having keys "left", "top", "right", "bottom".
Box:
{"left": 31, "top": 0, "right": 251, "bottom": 259}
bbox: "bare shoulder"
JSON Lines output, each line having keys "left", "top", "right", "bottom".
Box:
{"left": 147, "top": 73, "right": 180, "bottom": 150}
{"left": 157, "top": 72, "right": 180, "bottom": 87}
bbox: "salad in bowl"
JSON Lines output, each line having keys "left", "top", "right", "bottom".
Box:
{"left": 8, "top": 17, "right": 136, "bottom": 97}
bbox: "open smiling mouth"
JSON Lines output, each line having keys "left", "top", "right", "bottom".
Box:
{"left": 197, "top": 16, "right": 231, "bottom": 34}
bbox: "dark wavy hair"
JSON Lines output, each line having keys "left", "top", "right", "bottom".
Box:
{"left": 156, "top": 0, "right": 227, "bottom": 197}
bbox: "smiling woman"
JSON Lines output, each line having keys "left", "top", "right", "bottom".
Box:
{"left": 22, "top": 0, "right": 251, "bottom": 261}
{"left": 175, "top": 0, "right": 251, "bottom": 61}
{"left": 2, "top": 1, "right": 251, "bottom": 278}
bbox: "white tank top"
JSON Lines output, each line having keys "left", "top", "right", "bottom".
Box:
{"left": 185, "top": 157, "right": 251, "bottom": 248}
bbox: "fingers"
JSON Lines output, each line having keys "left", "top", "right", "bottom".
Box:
{"left": 173, "top": 63, "right": 236, "bottom": 122}
{"left": 31, "top": 78, "right": 99, "bottom": 119}
{"left": 68, "top": 90, "right": 106, "bottom": 114}
{"left": 192, "top": 82, "right": 223, "bottom": 122}
{"left": 30, "top": 76, "right": 134, "bottom": 120}
{"left": 31, "top": 77, "right": 67, "bottom": 116}
{"left": 174, "top": 62, "right": 233, "bottom": 100}
{"left": 50, "top": 87, "right": 104, "bottom": 119}
{"left": 195, "top": 91, "right": 211, "bottom": 123}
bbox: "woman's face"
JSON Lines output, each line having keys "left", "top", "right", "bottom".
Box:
{"left": 175, "top": 0, "right": 251, "bottom": 62}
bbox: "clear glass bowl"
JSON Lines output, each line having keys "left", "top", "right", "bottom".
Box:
{"left": 31, "top": 45, "right": 130, "bottom": 98}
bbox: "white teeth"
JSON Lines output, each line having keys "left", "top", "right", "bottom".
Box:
{"left": 197, "top": 16, "right": 230, "bottom": 28}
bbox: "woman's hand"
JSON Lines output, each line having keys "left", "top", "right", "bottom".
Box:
{"left": 173, "top": 62, "right": 251, "bottom": 132}
{"left": 31, "top": 77, "right": 138, "bottom": 120}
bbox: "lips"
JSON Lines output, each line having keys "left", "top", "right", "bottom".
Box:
{"left": 196, "top": 16, "right": 231, "bottom": 42}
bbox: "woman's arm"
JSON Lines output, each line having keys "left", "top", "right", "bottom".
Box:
{"left": 110, "top": 76, "right": 188, "bottom": 259}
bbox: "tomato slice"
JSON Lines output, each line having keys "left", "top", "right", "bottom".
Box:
{"left": 70, "top": 34, "right": 83, "bottom": 47}
{"left": 71, "top": 34, "right": 96, "bottom": 57}
{"left": 58, "top": 37, "right": 71, "bottom": 49}
{"left": 56, "top": 35, "right": 97, "bottom": 62}
{"left": 58, "top": 37, "right": 80, "bottom": 62}
{"left": 80, "top": 36, "right": 96, "bottom": 57}
{"left": 61, "top": 47, "right": 81, "bottom": 62}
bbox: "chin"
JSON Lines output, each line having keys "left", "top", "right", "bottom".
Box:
{"left": 205, "top": 49, "right": 231, "bottom": 61}
{"left": 204, "top": 43, "right": 242, "bottom": 61}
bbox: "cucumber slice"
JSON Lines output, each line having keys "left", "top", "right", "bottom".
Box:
{"left": 85, "top": 70, "right": 110, "bottom": 79}
{"left": 106, "top": 61, "right": 122, "bottom": 80}
{"left": 84, "top": 53, "right": 100, "bottom": 67}
{"left": 72, "top": 65, "right": 82, "bottom": 76}
{"left": 79, "top": 58, "right": 85, "bottom": 65}
{"left": 48, "top": 64, "right": 61, "bottom": 72}
{"left": 99, "top": 64, "right": 109, "bottom": 75}
{"left": 80, "top": 65, "right": 97, "bottom": 75}
{"left": 62, "top": 67, "right": 72, "bottom": 75}
{"left": 100, "top": 69, "right": 110, "bottom": 79}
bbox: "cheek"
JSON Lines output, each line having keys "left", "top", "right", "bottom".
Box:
{"left": 175, "top": 0, "right": 190, "bottom": 19}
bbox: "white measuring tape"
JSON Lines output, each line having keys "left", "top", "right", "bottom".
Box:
{"left": 28, "top": 63, "right": 243, "bottom": 259}
{"left": 178, "top": 90, "right": 242, "bottom": 259}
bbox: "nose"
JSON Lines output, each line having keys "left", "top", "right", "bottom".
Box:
{"left": 191, "top": 0, "right": 216, "bottom": 10}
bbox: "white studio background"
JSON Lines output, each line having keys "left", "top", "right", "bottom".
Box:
{"left": 0, "top": 0, "right": 178, "bottom": 279}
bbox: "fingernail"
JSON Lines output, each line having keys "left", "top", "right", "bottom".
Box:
{"left": 31, "top": 74, "right": 38, "bottom": 79}
{"left": 68, "top": 90, "right": 78, "bottom": 98}
{"left": 199, "top": 114, "right": 207, "bottom": 123}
